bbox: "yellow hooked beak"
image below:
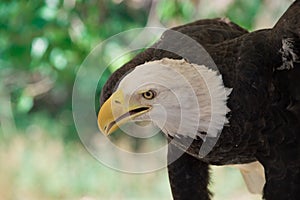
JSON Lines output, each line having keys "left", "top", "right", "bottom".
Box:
{"left": 97, "top": 90, "right": 151, "bottom": 136}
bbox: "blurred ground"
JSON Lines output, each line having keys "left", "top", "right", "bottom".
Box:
{"left": 0, "top": 133, "right": 261, "bottom": 200}
{"left": 0, "top": 0, "right": 294, "bottom": 199}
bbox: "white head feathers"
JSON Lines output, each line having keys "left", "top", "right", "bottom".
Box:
{"left": 117, "top": 58, "right": 232, "bottom": 139}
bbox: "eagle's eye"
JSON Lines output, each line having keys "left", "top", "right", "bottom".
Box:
{"left": 142, "top": 90, "right": 156, "bottom": 100}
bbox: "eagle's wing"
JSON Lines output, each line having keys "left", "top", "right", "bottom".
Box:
{"left": 201, "top": 1, "right": 300, "bottom": 199}
{"left": 171, "top": 18, "right": 248, "bottom": 46}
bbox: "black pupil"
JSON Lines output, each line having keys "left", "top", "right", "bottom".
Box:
{"left": 144, "top": 91, "right": 153, "bottom": 99}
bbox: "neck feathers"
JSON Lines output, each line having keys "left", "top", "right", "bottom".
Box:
{"left": 159, "top": 58, "right": 232, "bottom": 138}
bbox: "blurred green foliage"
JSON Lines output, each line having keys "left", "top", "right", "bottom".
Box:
{"left": 1, "top": 0, "right": 150, "bottom": 141}
{"left": 157, "top": 0, "right": 195, "bottom": 23}
{"left": 226, "top": 0, "right": 261, "bottom": 30}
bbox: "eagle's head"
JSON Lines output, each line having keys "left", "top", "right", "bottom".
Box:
{"left": 98, "top": 58, "right": 231, "bottom": 139}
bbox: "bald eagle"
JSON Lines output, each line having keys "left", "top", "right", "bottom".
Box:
{"left": 98, "top": 1, "right": 300, "bottom": 199}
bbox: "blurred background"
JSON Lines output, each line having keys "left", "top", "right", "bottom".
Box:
{"left": 0, "top": 0, "right": 294, "bottom": 199}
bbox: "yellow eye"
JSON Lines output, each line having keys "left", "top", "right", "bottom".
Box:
{"left": 142, "top": 90, "right": 156, "bottom": 100}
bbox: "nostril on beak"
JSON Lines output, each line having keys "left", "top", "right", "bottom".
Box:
{"left": 114, "top": 100, "right": 121, "bottom": 104}
{"left": 104, "top": 125, "right": 107, "bottom": 131}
